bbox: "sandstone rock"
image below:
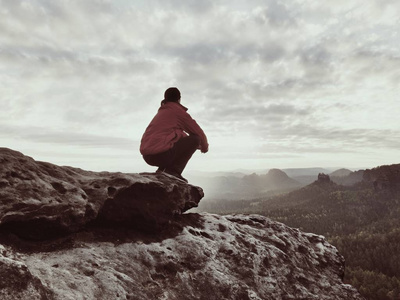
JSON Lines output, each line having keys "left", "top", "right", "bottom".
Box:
{"left": 0, "top": 214, "right": 364, "bottom": 300}
{"left": 0, "top": 148, "right": 364, "bottom": 299}
{"left": 0, "top": 244, "right": 53, "bottom": 299}
{"left": 0, "top": 148, "right": 203, "bottom": 239}
{"left": 97, "top": 172, "right": 204, "bottom": 231}
{"left": 317, "top": 173, "right": 331, "bottom": 183}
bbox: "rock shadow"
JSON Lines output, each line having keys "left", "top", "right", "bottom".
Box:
{"left": 0, "top": 213, "right": 205, "bottom": 254}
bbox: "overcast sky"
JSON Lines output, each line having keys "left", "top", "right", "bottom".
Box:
{"left": 1, "top": 0, "right": 399, "bottom": 173}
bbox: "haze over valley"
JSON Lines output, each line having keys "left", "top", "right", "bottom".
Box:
{"left": 187, "top": 166, "right": 364, "bottom": 202}
{"left": 194, "top": 163, "right": 400, "bottom": 300}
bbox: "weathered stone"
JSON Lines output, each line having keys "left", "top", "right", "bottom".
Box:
{"left": 0, "top": 214, "right": 364, "bottom": 300}
{"left": 0, "top": 148, "right": 364, "bottom": 299}
{"left": 97, "top": 172, "right": 204, "bottom": 231}
{"left": 0, "top": 148, "right": 203, "bottom": 238}
{"left": 0, "top": 244, "right": 53, "bottom": 299}
{"left": 317, "top": 173, "right": 331, "bottom": 183}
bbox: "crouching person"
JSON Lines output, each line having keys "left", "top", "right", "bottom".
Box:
{"left": 140, "top": 87, "right": 208, "bottom": 182}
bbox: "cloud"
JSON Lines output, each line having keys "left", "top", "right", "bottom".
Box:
{"left": 152, "top": 0, "right": 214, "bottom": 14}
{"left": 259, "top": 1, "right": 299, "bottom": 28}
{"left": 0, "top": 0, "right": 399, "bottom": 171}
{"left": 259, "top": 124, "right": 400, "bottom": 152}
{"left": 0, "top": 123, "right": 138, "bottom": 150}
{"left": 204, "top": 102, "right": 310, "bottom": 123}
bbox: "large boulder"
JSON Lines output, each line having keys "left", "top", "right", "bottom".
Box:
{"left": 0, "top": 148, "right": 203, "bottom": 238}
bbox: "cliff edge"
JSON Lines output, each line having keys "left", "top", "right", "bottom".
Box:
{"left": 0, "top": 148, "right": 363, "bottom": 299}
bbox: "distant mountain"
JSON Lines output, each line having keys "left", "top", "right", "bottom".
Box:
{"left": 282, "top": 167, "right": 333, "bottom": 177}
{"left": 330, "top": 168, "right": 352, "bottom": 177}
{"left": 266, "top": 168, "right": 302, "bottom": 188}
{"left": 363, "top": 164, "right": 400, "bottom": 190}
{"left": 243, "top": 169, "right": 300, "bottom": 190}
{"left": 283, "top": 168, "right": 334, "bottom": 185}
{"left": 190, "top": 167, "right": 339, "bottom": 179}
{"left": 266, "top": 168, "right": 294, "bottom": 183}
{"left": 188, "top": 169, "right": 302, "bottom": 200}
{"left": 189, "top": 167, "right": 369, "bottom": 200}
{"left": 198, "top": 164, "right": 400, "bottom": 220}
{"left": 330, "top": 169, "right": 365, "bottom": 186}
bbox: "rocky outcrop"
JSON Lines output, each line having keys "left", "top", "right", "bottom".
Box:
{"left": 0, "top": 148, "right": 364, "bottom": 299}
{"left": 0, "top": 148, "right": 203, "bottom": 239}
{"left": 317, "top": 173, "right": 331, "bottom": 183}
{"left": 1, "top": 214, "right": 363, "bottom": 300}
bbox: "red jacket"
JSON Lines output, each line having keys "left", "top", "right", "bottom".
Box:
{"left": 140, "top": 102, "right": 208, "bottom": 155}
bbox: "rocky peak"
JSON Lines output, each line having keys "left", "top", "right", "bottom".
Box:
{"left": 0, "top": 148, "right": 364, "bottom": 299}
{"left": 267, "top": 168, "right": 290, "bottom": 180}
{"left": 317, "top": 173, "right": 331, "bottom": 183}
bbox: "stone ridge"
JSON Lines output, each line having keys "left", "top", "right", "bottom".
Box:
{"left": 0, "top": 148, "right": 203, "bottom": 239}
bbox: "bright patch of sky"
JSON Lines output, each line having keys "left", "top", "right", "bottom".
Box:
{"left": 1, "top": 0, "right": 399, "bottom": 173}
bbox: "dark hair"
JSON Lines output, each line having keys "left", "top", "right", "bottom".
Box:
{"left": 163, "top": 87, "right": 181, "bottom": 102}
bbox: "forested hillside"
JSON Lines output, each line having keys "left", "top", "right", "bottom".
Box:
{"left": 199, "top": 165, "right": 400, "bottom": 300}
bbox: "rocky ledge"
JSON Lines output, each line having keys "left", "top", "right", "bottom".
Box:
{"left": 0, "top": 148, "right": 364, "bottom": 299}
{"left": 0, "top": 148, "right": 203, "bottom": 239}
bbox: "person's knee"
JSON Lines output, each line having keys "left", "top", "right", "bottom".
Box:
{"left": 191, "top": 135, "right": 201, "bottom": 143}
{"left": 188, "top": 135, "right": 201, "bottom": 148}
{"left": 174, "top": 135, "right": 200, "bottom": 154}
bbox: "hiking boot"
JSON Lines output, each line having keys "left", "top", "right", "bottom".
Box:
{"left": 164, "top": 169, "right": 188, "bottom": 183}
{"left": 156, "top": 167, "right": 166, "bottom": 173}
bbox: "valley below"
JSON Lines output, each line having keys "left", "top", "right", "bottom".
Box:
{"left": 193, "top": 164, "right": 400, "bottom": 300}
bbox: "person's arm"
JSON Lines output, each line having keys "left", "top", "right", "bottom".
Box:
{"left": 178, "top": 111, "right": 209, "bottom": 153}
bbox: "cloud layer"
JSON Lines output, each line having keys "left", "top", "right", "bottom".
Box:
{"left": 1, "top": 0, "right": 399, "bottom": 172}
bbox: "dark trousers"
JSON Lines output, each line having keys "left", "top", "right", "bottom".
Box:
{"left": 143, "top": 135, "right": 200, "bottom": 175}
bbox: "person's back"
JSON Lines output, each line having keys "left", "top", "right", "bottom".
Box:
{"left": 140, "top": 87, "right": 208, "bottom": 182}
{"left": 140, "top": 101, "right": 193, "bottom": 156}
